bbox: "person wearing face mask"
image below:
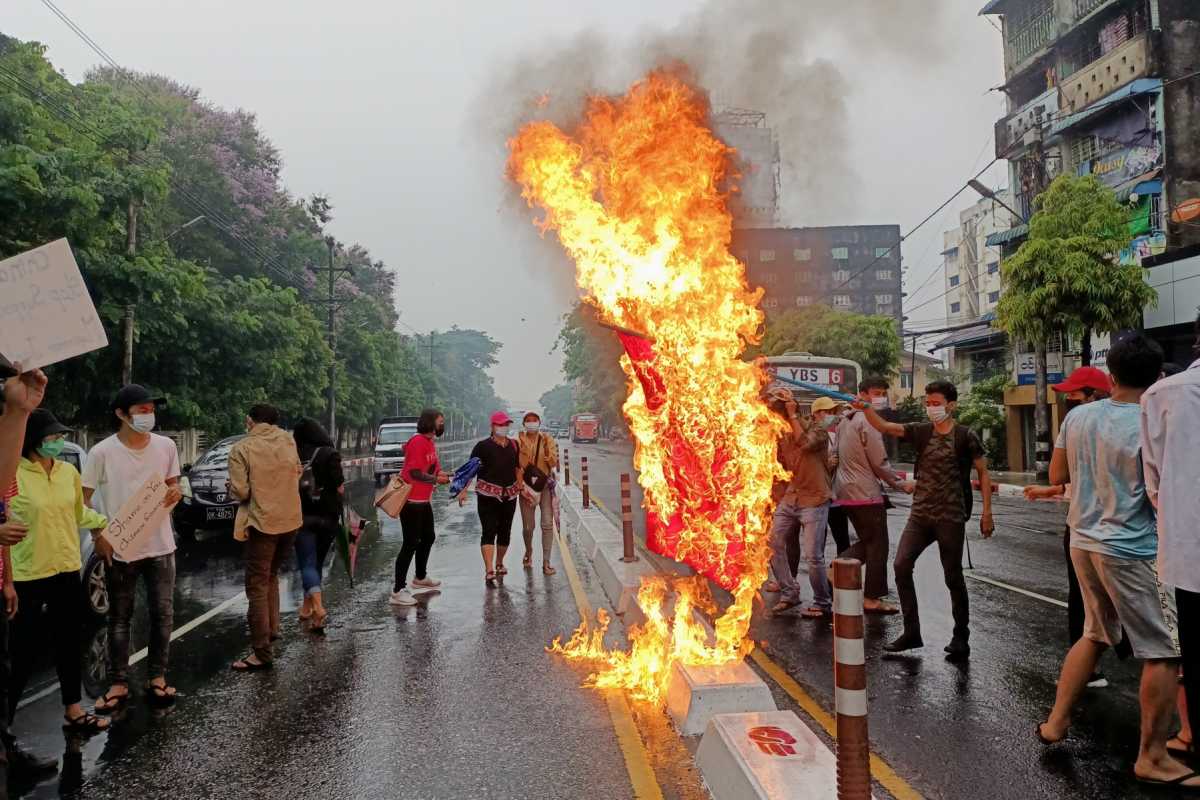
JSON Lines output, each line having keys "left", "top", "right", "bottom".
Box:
{"left": 292, "top": 417, "right": 345, "bottom": 626}
{"left": 517, "top": 411, "right": 559, "bottom": 576}
{"left": 855, "top": 380, "right": 993, "bottom": 660}
{"left": 457, "top": 412, "right": 520, "bottom": 586}
{"left": 82, "top": 385, "right": 183, "bottom": 712}
{"left": 8, "top": 409, "right": 110, "bottom": 735}
{"left": 390, "top": 409, "right": 450, "bottom": 606}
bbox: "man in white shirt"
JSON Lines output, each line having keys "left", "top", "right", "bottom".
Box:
{"left": 82, "top": 385, "right": 183, "bottom": 712}
{"left": 1141, "top": 319, "right": 1200, "bottom": 759}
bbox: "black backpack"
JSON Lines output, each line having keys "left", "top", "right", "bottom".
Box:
{"left": 299, "top": 446, "right": 331, "bottom": 504}
{"left": 909, "top": 423, "right": 977, "bottom": 518}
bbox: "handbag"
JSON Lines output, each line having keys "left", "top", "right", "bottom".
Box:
{"left": 523, "top": 434, "right": 549, "bottom": 493}
{"left": 375, "top": 475, "right": 412, "bottom": 519}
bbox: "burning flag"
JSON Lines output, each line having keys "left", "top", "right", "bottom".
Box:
{"left": 508, "top": 70, "right": 786, "bottom": 702}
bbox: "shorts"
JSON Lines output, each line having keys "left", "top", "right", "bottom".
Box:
{"left": 1071, "top": 547, "right": 1179, "bottom": 660}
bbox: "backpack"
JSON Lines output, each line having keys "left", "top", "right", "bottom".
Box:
{"left": 299, "top": 446, "right": 331, "bottom": 505}
{"left": 909, "top": 423, "right": 977, "bottom": 518}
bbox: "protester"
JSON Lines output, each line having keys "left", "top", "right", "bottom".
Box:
{"left": 1037, "top": 334, "right": 1198, "bottom": 788}
{"left": 856, "top": 380, "right": 993, "bottom": 660}
{"left": 517, "top": 411, "right": 559, "bottom": 576}
{"left": 391, "top": 409, "right": 449, "bottom": 606}
{"left": 227, "top": 404, "right": 303, "bottom": 671}
{"left": 767, "top": 389, "right": 837, "bottom": 619}
{"left": 1024, "top": 366, "right": 1118, "bottom": 687}
{"left": 457, "top": 412, "right": 520, "bottom": 586}
{"left": 835, "top": 378, "right": 912, "bottom": 615}
{"left": 820, "top": 397, "right": 851, "bottom": 555}
{"left": 83, "top": 385, "right": 183, "bottom": 712}
{"left": 292, "top": 418, "right": 345, "bottom": 628}
{"left": 7, "top": 409, "right": 110, "bottom": 734}
{"left": 1141, "top": 317, "right": 1200, "bottom": 762}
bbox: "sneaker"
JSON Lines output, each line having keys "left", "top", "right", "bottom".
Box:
{"left": 389, "top": 589, "right": 417, "bottom": 606}
{"left": 1086, "top": 673, "right": 1109, "bottom": 689}
{"left": 411, "top": 577, "right": 442, "bottom": 589}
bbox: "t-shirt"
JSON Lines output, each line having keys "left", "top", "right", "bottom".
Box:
{"left": 1057, "top": 399, "right": 1156, "bottom": 559}
{"left": 401, "top": 434, "right": 440, "bottom": 504}
{"left": 81, "top": 433, "right": 180, "bottom": 562}
{"left": 470, "top": 437, "right": 520, "bottom": 499}
{"left": 903, "top": 423, "right": 983, "bottom": 523}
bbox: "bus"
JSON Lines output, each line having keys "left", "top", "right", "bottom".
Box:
{"left": 570, "top": 413, "right": 600, "bottom": 444}
{"left": 764, "top": 352, "right": 862, "bottom": 412}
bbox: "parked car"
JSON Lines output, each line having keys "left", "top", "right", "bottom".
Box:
{"left": 374, "top": 417, "right": 419, "bottom": 487}
{"left": 174, "top": 435, "right": 245, "bottom": 541}
{"left": 57, "top": 442, "right": 109, "bottom": 619}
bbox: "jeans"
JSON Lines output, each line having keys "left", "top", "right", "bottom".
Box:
{"left": 108, "top": 554, "right": 176, "bottom": 685}
{"left": 10, "top": 572, "right": 83, "bottom": 715}
{"left": 842, "top": 504, "right": 891, "bottom": 599}
{"left": 827, "top": 505, "right": 850, "bottom": 554}
{"left": 1179, "top": 588, "right": 1200, "bottom": 739}
{"left": 245, "top": 528, "right": 297, "bottom": 663}
{"left": 894, "top": 517, "right": 968, "bottom": 642}
{"left": 770, "top": 501, "right": 831, "bottom": 609}
{"left": 395, "top": 502, "right": 436, "bottom": 591}
{"left": 295, "top": 515, "right": 336, "bottom": 597}
{"left": 519, "top": 489, "right": 555, "bottom": 561}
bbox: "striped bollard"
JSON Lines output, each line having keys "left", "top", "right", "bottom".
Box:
{"left": 581, "top": 456, "right": 590, "bottom": 509}
{"left": 619, "top": 473, "right": 637, "bottom": 562}
{"left": 832, "top": 557, "right": 870, "bottom": 800}
{"left": 564, "top": 449, "right": 570, "bottom": 486}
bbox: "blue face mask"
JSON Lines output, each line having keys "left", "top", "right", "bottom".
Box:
{"left": 38, "top": 438, "right": 66, "bottom": 459}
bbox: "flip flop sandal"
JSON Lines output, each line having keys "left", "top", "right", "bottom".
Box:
{"left": 1136, "top": 770, "right": 1200, "bottom": 789}
{"left": 145, "top": 683, "right": 178, "bottom": 706}
{"left": 496, "top": 565, "right": 508, "bottom": 576}
{"left": 543, "top": 563, "right": 557, "bottom": 576}
{"left": 94, "top": 689, "right": 129, "bottom": 714}
{"left": 63, "top": 712, "right": 109, "bottom": 734}
{"left": 231, "top": 657, "right": 272, "bottom": 672}
{"left": 1169, "top": 736, "right": 1196, "bottom": 756}
{"left": 771, "top": 600, "right": 799, "bottom": 613}
{"left": 800, "top": 607, "right": 829, "bottom": 619}
{"left": 1036, "top": 723, "right": 1064, "bottom": 745}
{"left": 864, "top": 603, "right": 900, "bottom": 615}
{"left": 310, "top": 610, "right": 328, "bottom": 633}
{"left": 485, "top": 571, "right": 497, "bottom": 585}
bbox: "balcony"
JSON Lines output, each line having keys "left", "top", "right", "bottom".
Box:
{"left": 1006, "top": 3, "right": 1058, "bottom": 68}
{"left": 1072, "top": 0, "right": 1115, "bottom": 20}
{"left": 1060, "top": 33, "right": 1149, "bottom": 114}
{"left": 995, "top": 86, "right": 1059, "bottom": 158}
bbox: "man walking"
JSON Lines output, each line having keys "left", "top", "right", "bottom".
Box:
{"left": 83, "top": 385, "right": 183, "bottom": 710}
{"left": 516, "top": 411, "right": 558, "bottom": 576}
{"left": 1142, "top": 316, "right": 1200, "bottom": 762}
{"left": 856, "top": 380, "right": 993, "bottom": 660}
{"left": 228, "top": 404, "right": 302, "bottom": 671}
{"left": 835, "top": 377, "right": 911, "bottom": 615}
{"left": 1039, "top": 334, "right": 1198, "bottom": 789}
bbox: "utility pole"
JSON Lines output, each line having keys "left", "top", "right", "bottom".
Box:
{"left": 122, "top": 197, "right": 139, "bottom": 386}
{"left": 308, "top": 237, "right": 353, "bottom": 442}
{"left": 1028, "top": 126, "right": 1052, "bottom": 481}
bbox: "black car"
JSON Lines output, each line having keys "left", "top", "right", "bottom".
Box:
{"left": 173, "top": 435, "right": 244, "bottom": 540}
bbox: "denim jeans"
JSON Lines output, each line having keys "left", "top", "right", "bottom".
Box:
{"left": 770, "top": 501, "right": 832, "bottom": 609}
{"left": 295, "top": 516, "right": 335, "bottom": 597}
{"left": 108, "top": 554, "right": 176, "bottom": 685}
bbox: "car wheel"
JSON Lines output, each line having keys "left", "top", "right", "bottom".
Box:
{"left": 82, "top": 626, "right": 110, "bottom": 697}
{"left": 84, "top": 556, "right": 109, "bottom": 618}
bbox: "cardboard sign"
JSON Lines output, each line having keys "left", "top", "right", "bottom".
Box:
{"left": 102, "top": 475, "right": 170, "bottom": 559}
{"left": 0, "top": 239, "right": 108, "bottom": 370}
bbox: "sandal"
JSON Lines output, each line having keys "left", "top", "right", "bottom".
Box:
{"left": 62, "top": 712, "right": 109, "bottom": 734}
{"left": 496, "top": 564, "right": 508, "bottom": 576}
{"left": 800, "top": 606, "right": 829, "bottom": 619}
{"left": 485, "top": 570, "right": 496, "bottom": 585}
{"left": 94, "top": 687, "right": 129, "bottom": 714}
{"left": 311, "top": 609, "right": 328, "bottom": 633}
{"left": 771, "top": 600, "right": 798, "bottom": 614}
{"left": 1169, "top": 735, "right": 1196, "bottom": 756}
{"left": 543, "top": 562, "right": 557, "bottom": 576}
{"left": 1036, "top": 722, "right": 1065, "bottom": 745}
{"left": 231, "top": 656, "right": 272, "bottom": 672}
{"left": 146, "top": 683, "right": 178, "bottom": 706}
{"left": 1135, "top": 770, "right": 1200, "bottom": 789}
{"left": 864, "top": 601, "right": 900, "bottom": 615}
{"left": 522, "top": 554, "right": 533, "bottom": 569}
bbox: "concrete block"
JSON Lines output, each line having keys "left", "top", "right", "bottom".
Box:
{"left": 594, "top": 544, "right": 657, "bottom": 618}
{"left": 576, "top": 511, "right": 623, "bottom": 560}
{"left": 697, "top": 711, "right": 860, "bottom": 800}
{"left": 666, "top": 660, "right": 777, "bottom": 736}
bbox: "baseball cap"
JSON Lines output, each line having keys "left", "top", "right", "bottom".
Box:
{"left": 490, "top": 411, "right": 513, "bottom": 426}
{"left": 811, "top": 397, "right": 841, "bottom": 413}
{"left": 111, "top": 384, "right": 164, "bottom": 412}
{"left": 1051, "top": 367, "right": 1112, "bottom": 395}
{"left": 765, "top": 387, "right": 793, "bottom": 405}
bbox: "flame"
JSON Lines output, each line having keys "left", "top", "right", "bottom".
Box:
{"left": 508, "top": 70, "right": 785, "bottom": 703}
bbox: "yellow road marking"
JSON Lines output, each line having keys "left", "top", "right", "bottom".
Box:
{"left": 750, "top": 649, "right": 925, "bottom": 800}
{"left": 556, "top": 525, "right": 664, "bottom": 800}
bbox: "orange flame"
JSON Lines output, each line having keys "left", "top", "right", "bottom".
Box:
{"left": 509, "top": 70, "right": 785, "bottom": 703}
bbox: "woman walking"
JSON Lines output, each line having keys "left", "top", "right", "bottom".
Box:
{"left": 456, "top": 412, "right": 520, "bottom": 586}
{"left": 7, "top": 410, "right": 110, "bottom": 734}
{"left": 390, "top": 409, "right": 449, "bottom": 606}
{"left": 516, "top": 411, "right": 558, "bottom": 576}
{"left": 292, "top": 418, "right": 344, "bottom": 631}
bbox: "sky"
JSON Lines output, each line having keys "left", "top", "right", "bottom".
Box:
{"left": 6, "top": 0, "right": 1008, "bottom": 411}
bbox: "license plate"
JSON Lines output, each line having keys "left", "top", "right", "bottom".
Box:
{"left": 206, "top": 507, "right": 235, "bottom": 522}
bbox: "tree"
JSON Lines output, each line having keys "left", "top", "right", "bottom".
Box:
{"left": 956, "top": 373, "right": 1008, "bottom": 470}
{"left": 556, "top": 304, "right": 628, "bottom": 433}
{"left": 995, "top": 174, "right": 1155, "bottom": 477}
{"left": 539, "top": 384, "right": 575, "bottom": 425}
{"left": 759, "top": 305, "right": 902, "bottom": 378}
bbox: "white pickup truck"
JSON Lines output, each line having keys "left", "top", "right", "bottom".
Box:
{"left": 374, "top": 416, "right": 419, "bottom": 486}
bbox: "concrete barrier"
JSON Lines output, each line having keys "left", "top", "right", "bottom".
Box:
{"left": 594, "top": 543, "right": 658, "bottom": 618}
{"left": 666, "top": 660, "right": 777, "bottom": 736}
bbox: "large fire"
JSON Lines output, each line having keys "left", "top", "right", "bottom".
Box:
{"left": 507, "top": 70, "right": 785, "bottom": 703}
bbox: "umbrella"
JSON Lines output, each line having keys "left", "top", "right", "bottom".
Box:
{"left": 449, "top": 457, "right": 481, "bottom": 497}
{"left": 549, "top": 477, "right": 561, "bottom": 533}
{"left": 336, "top": 505, "right": 368, "bottom": 586}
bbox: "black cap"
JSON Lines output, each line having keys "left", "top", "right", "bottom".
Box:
{"left": 111, "top": 384, "right": 164, "bottom": 412}
{"left": 27, "top": 408, "right": 72, "bottom": 440}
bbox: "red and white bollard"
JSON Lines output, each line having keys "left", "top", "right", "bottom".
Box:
{"left": 564, "top": 448, "right": 570, "bottom": 486}
{"left": 581, "top": 456, "right": 590, "bottom": 509}
{"left": 619, "top": 473, "right": 637, "bottom": 562}
{"left": 832, "top": 557, "right": 870, "bottom": 800}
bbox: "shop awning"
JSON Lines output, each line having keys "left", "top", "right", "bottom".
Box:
{"left": 1116, "top": 176, "right": 1162, "bottom": 204}
{"left": 933, "top": 319, "right": 1003, "bottom": 352}
{"left": 979, "top": 0, "right": 1008, "bottom": 14}
{"left": 985, "top": 224, "right": 1029, "bottom": 247}
{"left": 1048, "top": 79, "right": 1162, "bottom": 138}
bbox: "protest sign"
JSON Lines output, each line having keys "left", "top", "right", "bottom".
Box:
{"left": 102, "top": 475, "right": 170, "bottom": 560}
{"left": 0, "top": 239, "right": 108, "bottom": 371}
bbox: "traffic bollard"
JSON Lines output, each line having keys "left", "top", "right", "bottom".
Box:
{"left": 564, "top": 449, "right": 570, "bottom": 486}
{"left": 832, "top": 557, "right": 870, "bottom": 800}
{"left": 619, "top": 473, "right": 637, "bottom": 562}
{"left": 581, "top": 456, "right": 590, "bottom": 509}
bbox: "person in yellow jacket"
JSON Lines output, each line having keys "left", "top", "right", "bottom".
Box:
{"left": 7, "top": 410, "right": 110, "bottom": 735}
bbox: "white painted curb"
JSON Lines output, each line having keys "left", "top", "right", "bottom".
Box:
{"left": 666, "top": 660, "right": 778, "bottom": 737}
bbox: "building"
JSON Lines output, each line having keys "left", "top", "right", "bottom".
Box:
{"left": 942, "top": 191, "right": 1019, "bottom": 326}
{"left": 1144, "top": 243, "right": 1200, "bottom": 364}
{"left": 732, "top": 226, "right": 904, "bottom": 323}
{"left": 713, "top": 108, "right": 780, "bottom": 229}
{"left": 891, "top": 350, "right": 945, "bottom": 406}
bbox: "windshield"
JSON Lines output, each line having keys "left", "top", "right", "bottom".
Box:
{"left": 196, "top": 440, "right": 238, "bottom": 469}
{"left": 379, "top": 426, "right": 417, "bottom": 445}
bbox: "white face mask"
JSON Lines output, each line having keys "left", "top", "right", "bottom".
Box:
{"left": 494, "top": 426, "right": 510, "bottom": 438}
{"left": 524, "top": 422, "right": 540, "bottom": 433}
{"left": 129, "top": 412, "right": 156, "bottom": 434}
{"left": 870, "top": 396, "right": 889, "bottom": 411}
{"left": 925, "top": 405, "right": 949, "bottom": 423}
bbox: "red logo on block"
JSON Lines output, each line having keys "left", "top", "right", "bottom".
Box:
{"left": 748, "top": 725, "right": 798, "bottom": 757}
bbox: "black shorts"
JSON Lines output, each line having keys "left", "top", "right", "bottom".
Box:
{"left": 478, "top": 495, "right": 517, "bottom": 547}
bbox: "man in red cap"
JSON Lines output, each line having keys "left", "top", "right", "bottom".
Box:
{"left": 456, "top": 412, "right": 520, "bottom": 586}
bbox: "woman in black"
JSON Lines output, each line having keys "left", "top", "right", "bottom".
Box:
{"left": 457, "top": 411, "right": 520, "bottom": 586}
{"left": 292, "top": 418, "right": 344, "bottom": 631}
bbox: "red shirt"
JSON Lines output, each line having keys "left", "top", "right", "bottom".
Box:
{"left": 401, "top": 434, "right": 440, "bottom": 503}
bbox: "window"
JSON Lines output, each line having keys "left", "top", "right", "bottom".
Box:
{"left": 1070, "top": 135, "right": 1099, "bottom": 169}
{"left": 796, "top": 295, "right": 812, "bottom": 307}
{"left": 900, "top": 371, "right": 913, "bottom": 390}
{"left": 831, "top": 247, "right": 849, "bottom": 260}
{"left": 950, "top": 301, "right": 962, "bottom": 313}
{"left": 795, "top": 271, "right": 812, "bottom": 284}
{"left": 875, "top": 269, "right": 894, "bottom": 281}
{"left": 833, "top": 294, "right": 851, "bottom": 308}
{"left": 875, "top": 247, "right": 891, "bottom": 258}
{"left": 793, "top": 248, "right": 811, "bottom": 262}
{"left": 987, "top": 261, "right": 999, "bottom": 275}
{"left": 759, "top": 249, "right": 776, "bottom": 262}
{"left": 832, "top": 269, "right": 851, "bottom": 283}
{"left": 875, "top": 294, "right": 894, "bottom": 305}
{"left": 761, "top": 272, "right": 778, "bottom": 284}
{"left": 988, "top": 291, "right": 1001, "bottom": 303}
{"left": 949, "top": 274, "right": 960, "bottom": 287}
{"left": 764, "top": 297, "right": 779, "bottom": 310}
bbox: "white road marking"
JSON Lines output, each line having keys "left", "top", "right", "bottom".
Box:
{"left": 965, "top": 572, "right": 1067, "bottom": 609}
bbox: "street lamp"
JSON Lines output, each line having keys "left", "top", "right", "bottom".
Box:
{"left": 967, "top": 180, "right": 1028, "bottom": 224}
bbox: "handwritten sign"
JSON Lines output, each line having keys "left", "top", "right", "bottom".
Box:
{"left": 0, "top": 239, "right": 108, "bottom": 370}
{"left": 102, "top": 475, "right": 170, "bottom": 559}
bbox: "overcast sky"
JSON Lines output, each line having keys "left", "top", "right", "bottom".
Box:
{"left": 7, "top": 0, "right": 1007, "bottom": 411}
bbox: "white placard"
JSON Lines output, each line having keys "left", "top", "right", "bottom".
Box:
{"left": 102, "top": 475, "right": 170, "bottom": 559}
{"left": 0, "top": 239, "right": 108, "bottom": 370}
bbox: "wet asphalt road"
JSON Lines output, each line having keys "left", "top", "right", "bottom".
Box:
{"left": 567, "top": 439, "right": 1179, "bottom": 800}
